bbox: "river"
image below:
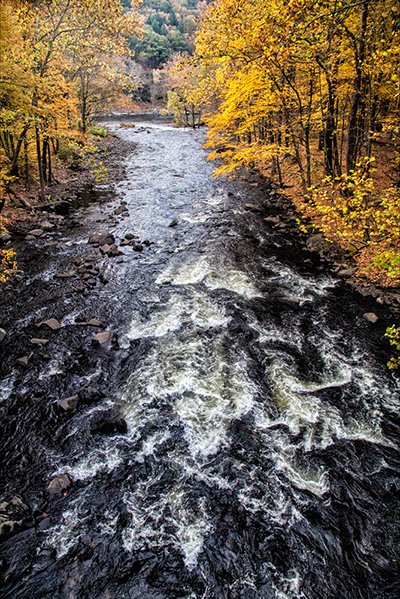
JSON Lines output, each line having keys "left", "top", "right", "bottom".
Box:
{"left": 0, "top": 118, "right": 399, "bottom": 598}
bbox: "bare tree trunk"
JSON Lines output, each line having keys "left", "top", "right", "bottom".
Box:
{"left": 346, "top": 1, "right": 368, "bottom": 173}
{"left": 24, "top": 139, "right": 29, "bottom": 189}
{"left": 35, "top": 125, "right": 46, "bottom": 203}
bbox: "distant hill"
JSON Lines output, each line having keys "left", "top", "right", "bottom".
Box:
{"left": 125, "top": 0, "right": 206, "bottom": 69}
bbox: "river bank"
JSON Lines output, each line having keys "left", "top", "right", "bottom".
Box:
{"left": 1, "top": 119, "right": 399, "bottom": 599}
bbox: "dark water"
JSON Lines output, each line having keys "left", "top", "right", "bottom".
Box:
{"left": 0, "top": 121, "right": 399, "bottom": 599}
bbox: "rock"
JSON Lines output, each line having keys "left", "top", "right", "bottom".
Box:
{"left": 29, "top": 338, "right": 48, "bottom": 345}
{"left": 59, "top": 395, "right": 79, "bottom": 411}
{"left": 86, "top": 278, "right": 96, "bottom": 286}
{"left": 39, "top": 318, "right": 62, "bottom": 330}
{"left": 25, "top": 234, "right": 35, "bottom": 240}
{"left": 54, "top": 270, "right": 76, "bottom": 279}
{"left": 28, "top": 229, "right": 45, "bottom": 237}
{"left": 363, "top": 312, "right": 379, "bottom": 323}
{"left": 37, "top": 201, "right": 71, "bottom": 215}
{"left": 114, "top": 206, "right": 128, "bottom": 215}
{"left": 78, "top": 387, "right": 104, "bottom": 405}
{"left": 0, "top": 496, "right": 32, "bottom": 539}
{"left": 244, "top": 203, "right": 263, "bottom": 212}
{"left": 88, "top": 231, "right": 115, "bottom": 246}
{"left": 142, "top": 239, "right": 150, "bottom": 246}
{"left": 101, "top": 243, "right": 121, "bottom": 257}
{"left": 387, "top": 292, "right": 400, "bottom": 304}
{"left": 40, "top": 221, "right": 54, "bottom": 231}
{"left": 46, "top": 474, "right": 72, "bottom": 497}
{"left": 87, "top": 318, "right": 103, "bottom": 327}
{"left": 74, "top": 283, "right": 85, "bottom": 293}
{"left": 92, "top": 331, "right": 114, "bottom": 346}
{"left": 94, "top": 418, "right": 128, "bottom": 435}
{"left": 338, "top": 267, "right": 357, "bottom": 277}
{"left": 169, "top": 219, "right": 178, "bottom": 227}
{"left": 0, "top": 232, "right": 12, "bottom": 245}
{"left": 131, "top": 244, "right": 143, "bottom": 252}
{"left": 125, "top": 233, "right": 137, "bottom": 240}
{"left": 100, "top": 243, "right": 111, "bottom": 255}
{"left": 264, "top": 216, "right": 280, "bottom": 224}
{"left": 120, "top": 239, "right": 131, "bottom": 246}
{"left": 16, "top": 356, "right": 28, "bottom": 366}
{"left": 0, "top": 328, "right": 6, "bottom": 343}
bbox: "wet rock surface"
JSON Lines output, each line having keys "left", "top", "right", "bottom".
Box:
{"left": 0, "top": 119, "right": 399, "bottom": 599}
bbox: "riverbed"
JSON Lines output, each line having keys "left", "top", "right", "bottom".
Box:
{"left": 0, "top": 119, "right": 399, "bottom": 598}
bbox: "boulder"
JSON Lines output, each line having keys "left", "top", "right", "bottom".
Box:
{"left": 0, "top": 496, "right": 32, "bottom": 539}
{"left": 54, "top": 270, "right": 76, "bottom": 279}
{"left": 88, "top": 231, "right": 115, "bottom": 246}
{"left": 16, "top": 356, "right": 28, "bottom": 367}
{"left": 46, "top": 474, "right": 72, "bottom": 497}
{"left": 0, "top": 328, "right": 6, "bottom": 343}
{"left": 39, "top": 318, "right": 62, "bottom": 330}
{"left": 78, "top": 387, "right": 104, "bottom": 405}
{"left": 0, "top": 232, "right": 12, "bottom": 245}
{"left": 92, "top": 331, "right": 114, "bottom": 346}
{"left": 142, "top": 239, "right": 151, "bottom": 246}
{"left": 59, "top": 395, "right": 79, "bottom": 411}
{"left": 363, "top": 312, "right": 379, "bottom": 323}
{"left": 125, "top": 233, "right": 137, "bottom": 240}
{"left": 87, "top": 318, "right": 103, "bottom": 327}
{"left": 131, "top": 244, "right": 143, "bottom": 252}
{"left": 114, "top": 206, "right": 128, "bottom": 215}
{"left": 244, "top": 203, "right": 262, "bottom": 212}
{"left": 28, "top": 229, "right": 45, "bottom": 237}
{"left": 94, "top": 418, "right": 127, "bottom": 435}
{"left": 120, "top": 239, "right": 131, "bottom": 246}
{"left": 169, "top": 219, "right": 178, "bottom": 227}
{"left": 29, "top": 338, "right": 48, "bottom": 345}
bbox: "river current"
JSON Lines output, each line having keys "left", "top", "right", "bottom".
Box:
{"left": 0, "top": 119, "right": 399, "bottom": 598}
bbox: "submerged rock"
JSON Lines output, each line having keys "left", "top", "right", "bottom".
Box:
{"left": 78, "top": 387, "right": 105, "bottom": 405}
{"left": 94, "top": 418, "right": 128, "bottom": 435}
{"left": 88, "top": 231, "right": 115, "bottom": 247}
{"left": 46, "top": 474, "right": 72, "bottom": 497}
{"left": 169, "top": 219, "right": 178, "bottom": 227}
{"left": 131, "top": 243, "right": 143, "bottom": 252}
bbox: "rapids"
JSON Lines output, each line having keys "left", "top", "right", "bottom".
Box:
{"left": 0, "top": 118, "right": 399, "bottom": 598}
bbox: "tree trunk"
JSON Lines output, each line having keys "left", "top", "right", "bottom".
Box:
{"left": 346, "top": 1, "right": 368, "bottom": 173}
{"left": 24, "top": 139, "right": 29, "bottom": 189}
{"left": 35, "top": 125, "right": 46, "bottom": 203}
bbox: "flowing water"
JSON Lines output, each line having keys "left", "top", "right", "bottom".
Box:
{"left": 0, "top": 119, "right": 399, "bottom": 598}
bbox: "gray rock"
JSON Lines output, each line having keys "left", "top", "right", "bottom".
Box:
{"left": 87, "top": 318, "right": 103, "bottom": 327}
{"left": 0, "top": 496, "right": 32, "bottom": 539}
{"left": 244, "top": 203, "right": 262, "bottom": 212}
{"left": 131, "top": 244, "right": 143, "bottom": 252}
{"left": 120, "top": 239, "right": 131, "bottom": 246}
{"left": 100, "top": 243, "right": 111, "bottom": 255}
{"left": 46, "top": 474, "right": 72, "bottom": 497}
{"left": 59, "top": 395, "right": 79, "bottom": 411}
{"left": 25, "top": 234, "right": 35, "bottom": 240}
{"left": 169, "top": 219, "right": 178, "bottom": 227}
{"left": 29, "top": 338, "right": 48, "bottom": 345}
{"left": 39, "top": 318, "right": 62, "bottom": 330}
{"left": 125, "top": 233, "right": 137, "bottom": 240}
{"left": 338, "top": 267, "right": 357, "bottom": 277}
{"left": 0, "top": 232, "right": 12, "bottom": 245}
{"left": 92, "top": 331, "right": 114, "bottom": 345}
{"left": 264, "top": 216, "right": 280, "bottom": 224}
{"left": 363, "top": 312, "right": 379, "bottom": 323}
{"left": 88, "top": 231, "right": 115, "bottom": 246}
{"left": 16, "top": 356, "right": 28, "bottom": 366}
{"left": 40, "top": 221, "right": 54, "bottom": 231}
{"left": 28, "top": 229, "right": 45, "bottom": 237}
{"left": 0, "top": 328, "right": 6, "bottom": 343}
